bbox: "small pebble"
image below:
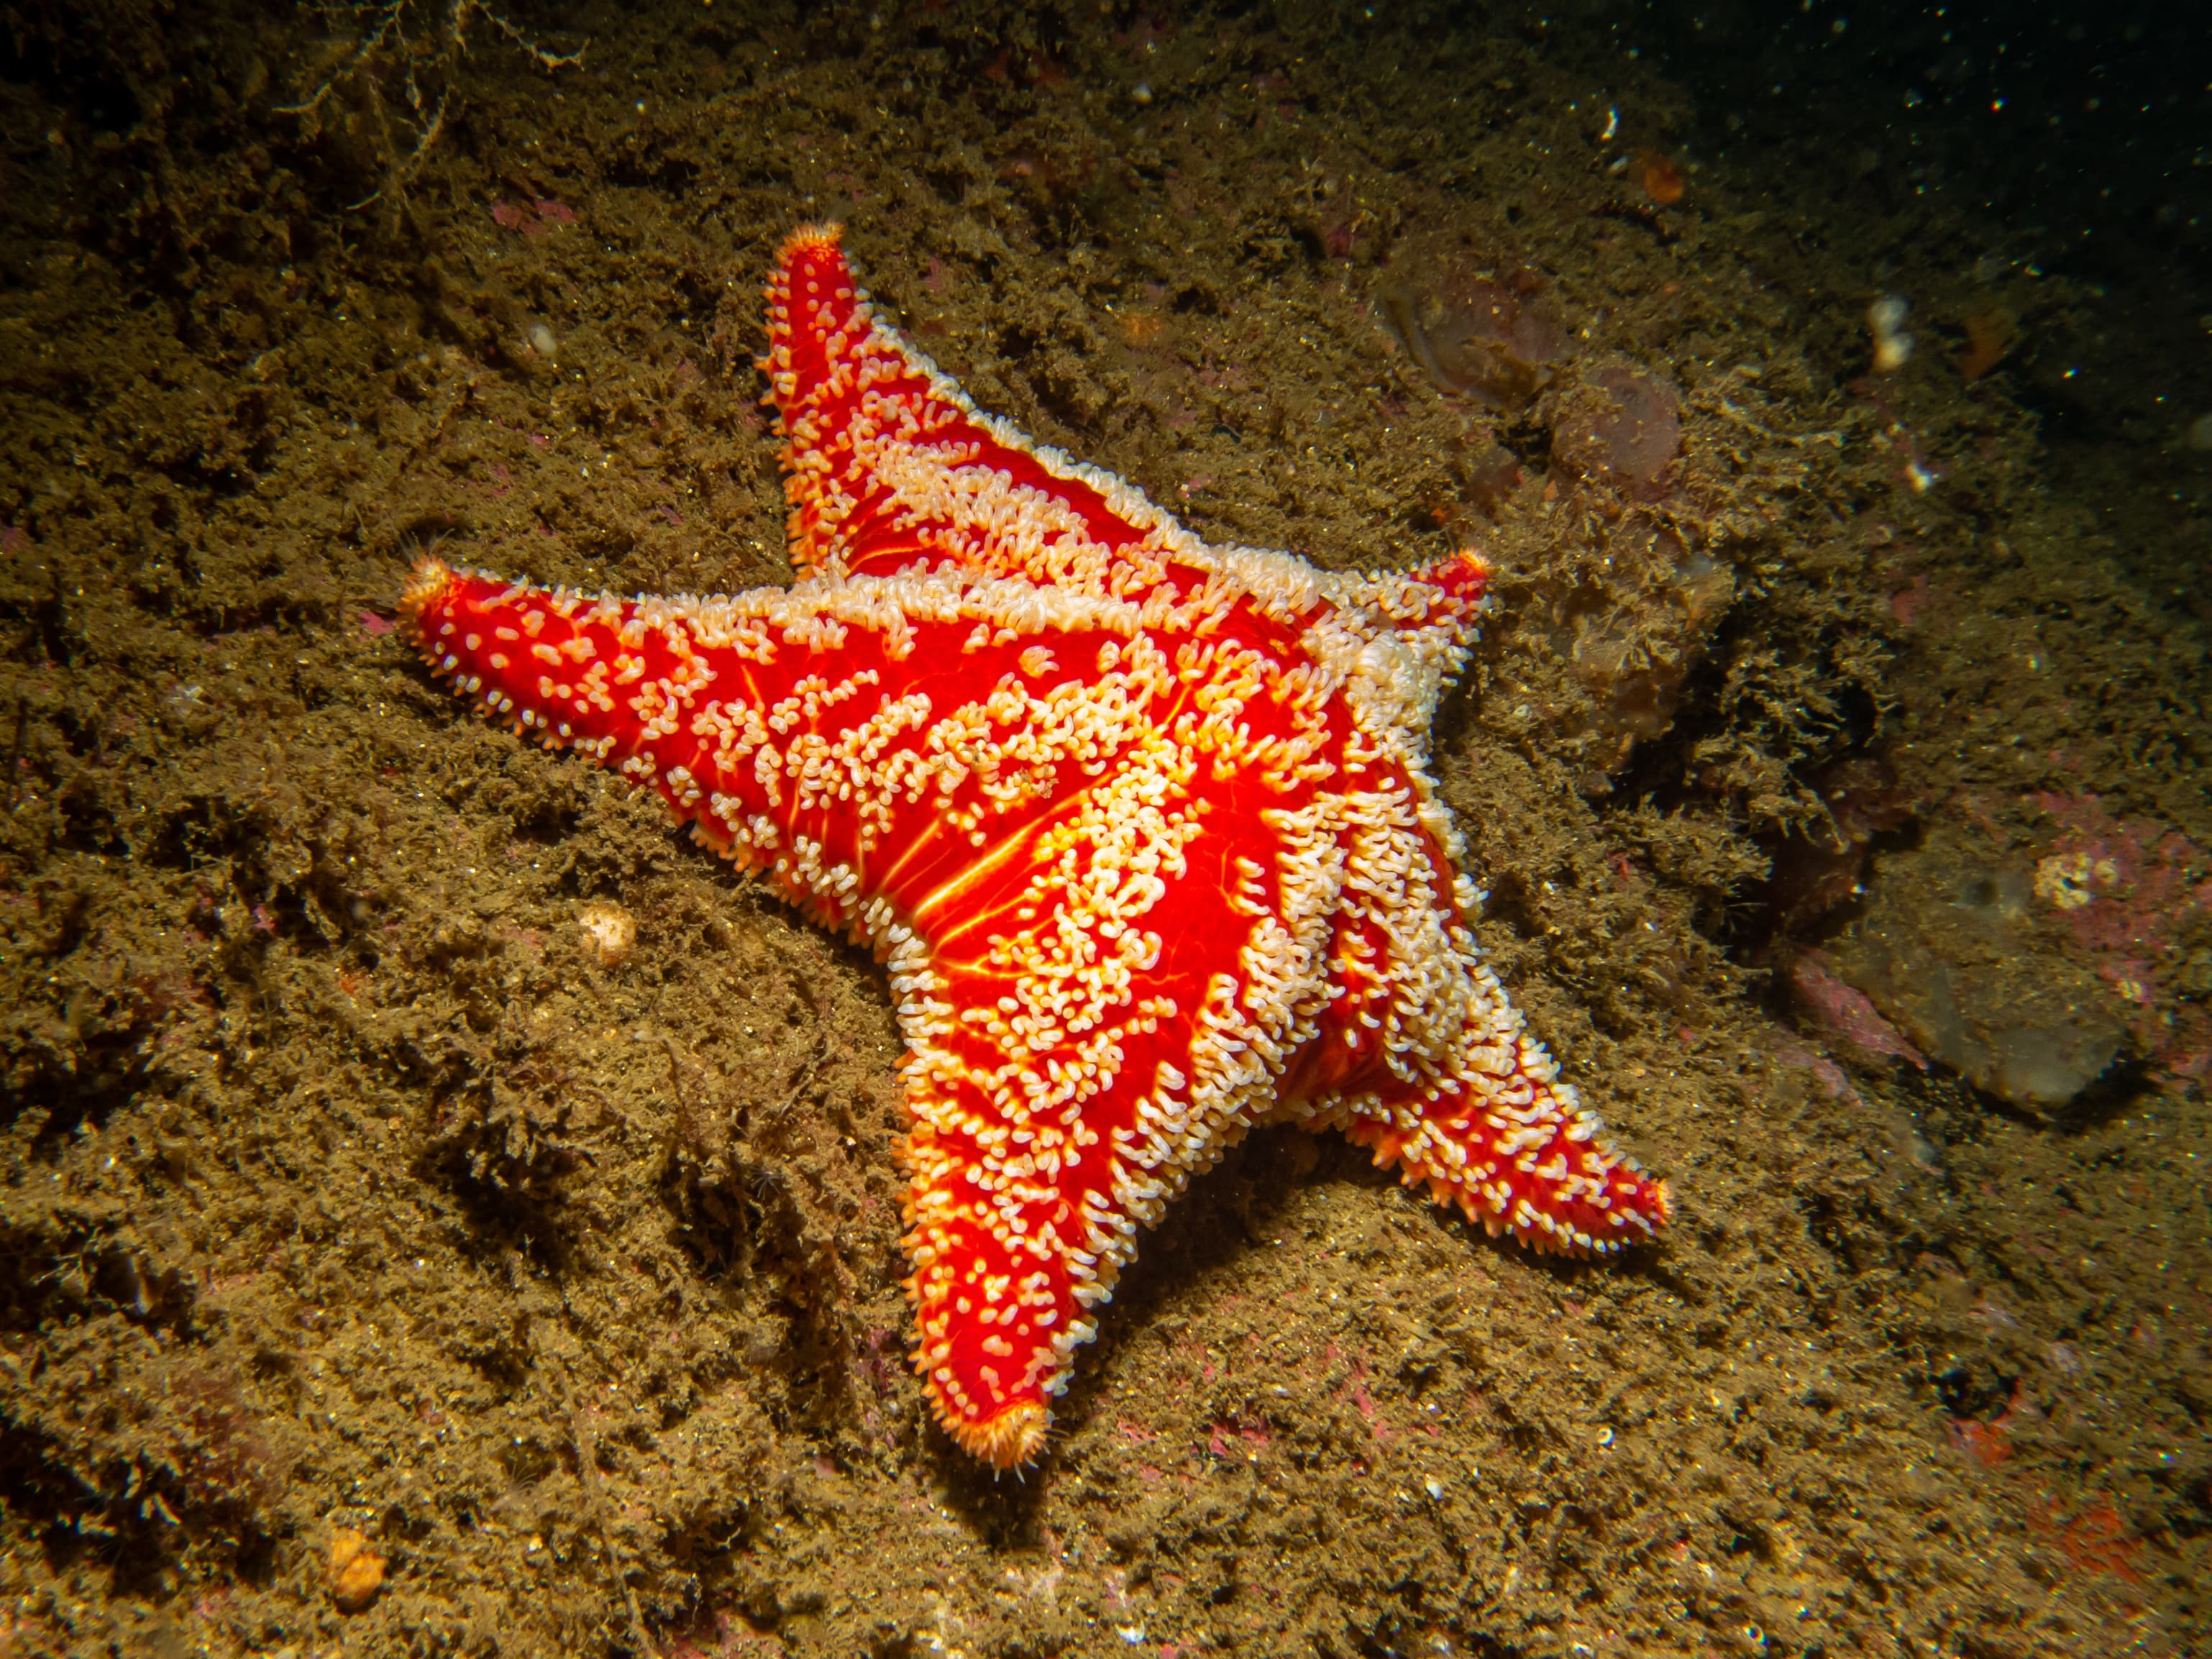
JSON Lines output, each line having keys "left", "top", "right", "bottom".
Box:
{"left": 327, "top": 1528, "right": 385, "bottom": 1613}
{"left": 577, "top": 900, "right": 636, "bottom": 966}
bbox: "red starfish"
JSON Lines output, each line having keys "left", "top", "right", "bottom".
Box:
{"left": 403, "top": 225, "right": 1672, "bottom": 1468}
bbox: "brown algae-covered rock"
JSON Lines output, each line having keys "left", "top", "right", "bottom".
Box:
{"left": 1826, "top": 826, "right": 2130, "bottom": 1112}
{"left": 1535, "top": 518, "right": 1735, "bottom": 780}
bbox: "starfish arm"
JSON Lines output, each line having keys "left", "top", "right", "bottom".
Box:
{"left": 1276, "top": 759, "right": 1673, "bottom": 1258}
{"left": 892, "top": 851, "right": 1294, "bottom": 1467}
{"left": 1332, "top": 972, "right": 1676, "bottom": 1257}
{"left": 885, "top": 686, "right": 1357, "bottom": 1466}
{"left": 403, "top": 554, "right": 1348, "bottom": 1466}
{"left": 398, "top": 557, "right": 1181, "bottom": 920}
{"left": 763, "top": 224, "right": 1197, "bottom": 595}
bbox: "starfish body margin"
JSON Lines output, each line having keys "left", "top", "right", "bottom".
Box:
{"left": 403, "top": 224, "right": 1672, "bottom": 1468}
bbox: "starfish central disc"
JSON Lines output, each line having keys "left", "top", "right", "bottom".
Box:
{"left": 403, "top": 224, "right": 1672, "bottom": 1468}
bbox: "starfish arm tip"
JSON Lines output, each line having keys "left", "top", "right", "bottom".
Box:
{"left": 949, "top": 1401, "right": 1051, "bottom": 1470}
{"left": 401, "top": 553, "right": 457, "bottom": 618}
{"left": 1341, "top": 1092, "right": 1673, "bottom": 1260}
{"left": 777, "top": 219, "right": 846, "bottom": 260}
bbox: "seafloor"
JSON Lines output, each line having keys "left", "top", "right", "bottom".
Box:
{"left": 0, "top": 3, "right": 2206, "bottom": 1655}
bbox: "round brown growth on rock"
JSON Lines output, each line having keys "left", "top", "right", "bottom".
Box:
{"left": 1379, "top": 268, "right": 1570, "bottom": 408}
{"left": 1550, "top": 365, "right": 1682, "bottom": 500}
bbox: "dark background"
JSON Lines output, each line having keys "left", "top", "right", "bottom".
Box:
{"left": 1637, "top": 1, "right": 2209, "bottom": 411}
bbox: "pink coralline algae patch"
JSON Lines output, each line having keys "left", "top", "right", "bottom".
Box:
{"left": 2029, "top": 792, "right": 2212, "bottom": 1084}
{"left": 355, "top": 611, "right": 393, "bottom": 636}
{"left": 2028, "top": 1495, "right": 2148, "bottom": 1586}
{"left": 490, "top": 197, "right": 578, "bottom": 237}
{"left": 0, "top": 524, "right": 30, "bottom": 554}
{"left": 2031, "top": 793, "right": 2212, "bottom": 951}
{"left": 1788, "top": 952, "right": 1929, "bottom": 1070}
{"left": 1948, "top": 1381, "right": 2030, "bottom": 1470}
{"left": 1207, "top": 1418, "right": 1273, "bottom": 1461}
